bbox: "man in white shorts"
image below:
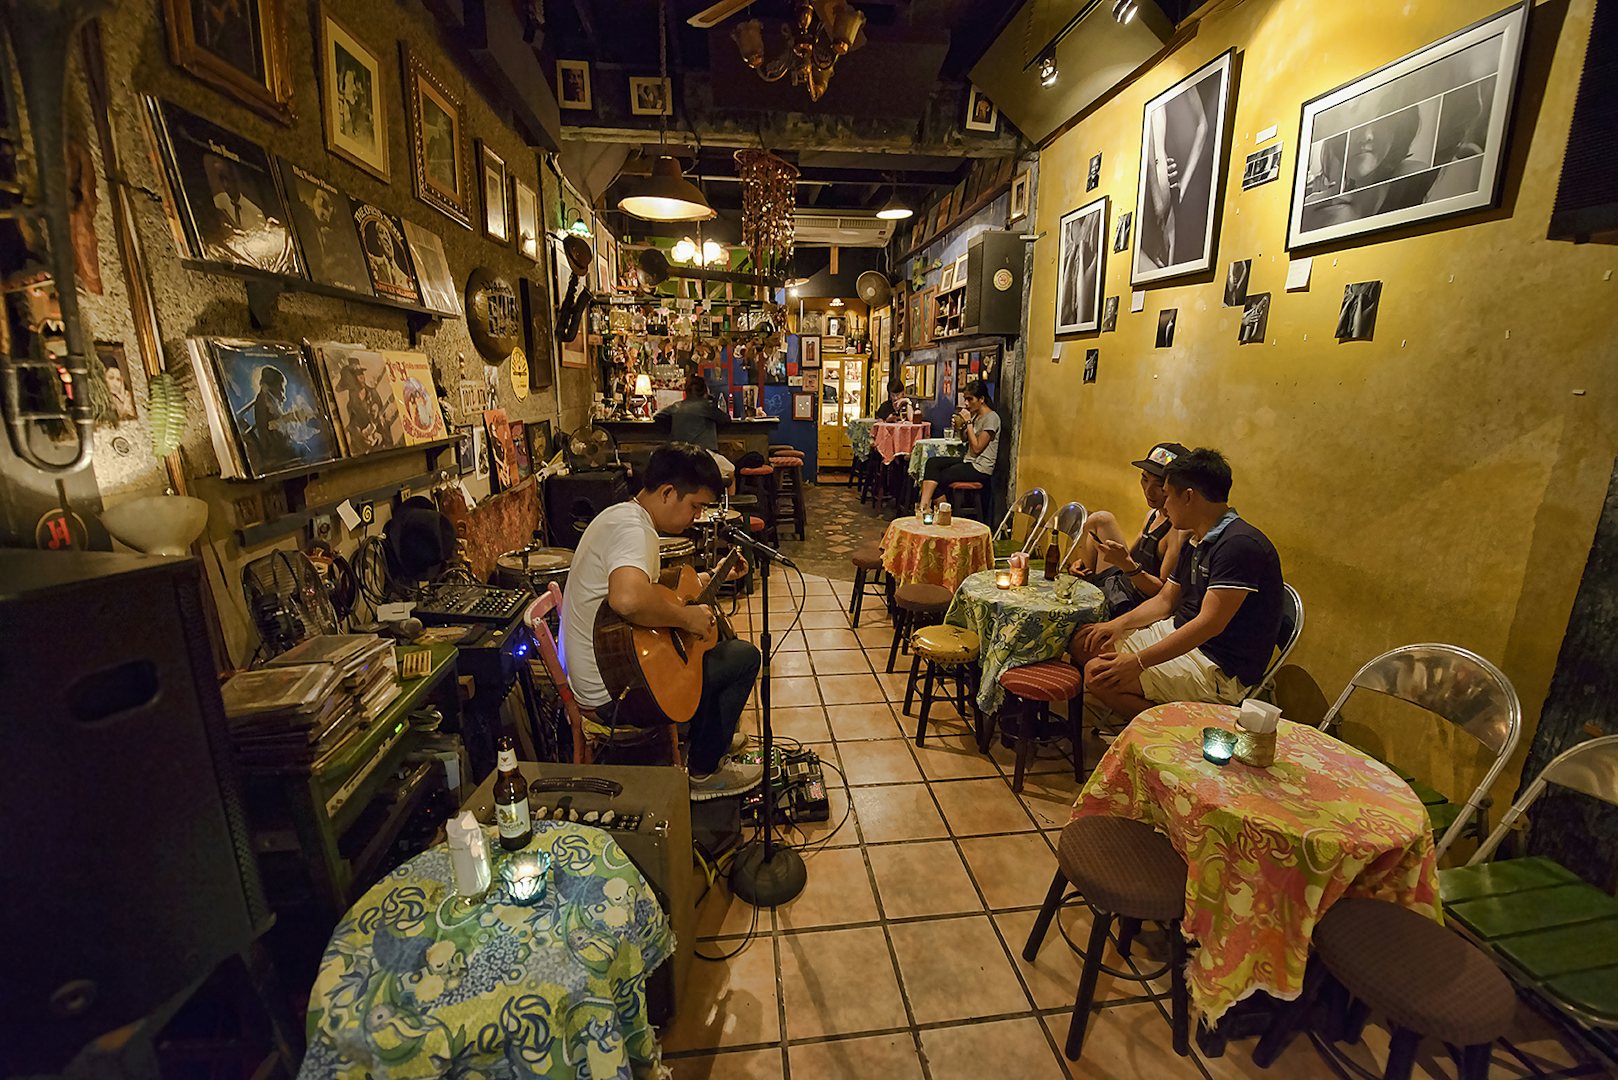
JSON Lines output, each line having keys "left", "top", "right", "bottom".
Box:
{"left": 1070, "top": 448, "right": 1283, "bottom": 720}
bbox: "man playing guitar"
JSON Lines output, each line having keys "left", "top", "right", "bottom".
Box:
{"left": 560, "top": 443, "right": 764, "bottom": 800}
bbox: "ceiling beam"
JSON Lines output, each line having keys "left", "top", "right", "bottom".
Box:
{"left": 562, "top": 120, "right": 1017, "bottom": 158}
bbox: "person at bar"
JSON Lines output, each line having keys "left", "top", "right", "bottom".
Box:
{"left": 1069, "top": 441, "right": 1190, "bottom": 618}
{"left": 1070, "top": 448, "right": 1283, "bottom": 719}
{"left": 656, "top": 374, "right": 734, "bottom": 488}
{"left": 875, "top": 376, "right": 914, "bottom": 421}
{"left": 916, "top": 379, "right": 999, "bottom": 514}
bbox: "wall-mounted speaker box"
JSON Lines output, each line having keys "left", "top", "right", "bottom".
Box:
{"left": 1549, "top": 0, "right": 1618, "bottom": 242}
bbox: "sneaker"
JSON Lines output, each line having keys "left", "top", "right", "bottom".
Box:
{"left": 689, "top": 756, "right": 764, "bottom": 801}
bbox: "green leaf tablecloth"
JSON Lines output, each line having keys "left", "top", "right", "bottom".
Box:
{"left": 945, "top": 570, "right": 1106, "bottom": 715}
{"left": 907, "top": 438, "right": 965, "bottom": 485}
{"left": 846, "top": 417, "right": 877, "bottom": 462}
{"left": 298, "top": 822, "right": 673, "bottom": 1080}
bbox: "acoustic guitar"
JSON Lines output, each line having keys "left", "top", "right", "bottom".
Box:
{"left": 593, "top": 545, "right": 744, "bottom": 727}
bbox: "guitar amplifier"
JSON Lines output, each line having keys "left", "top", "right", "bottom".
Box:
{"left": 460, "top": 762, "right": 694, "bottom": 1025}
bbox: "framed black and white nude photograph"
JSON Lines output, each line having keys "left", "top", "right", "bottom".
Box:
{"left": 317, "top": 4, "right": 388, "bottom": 180}
{"left": 1132, "top": 49, "right": 1238, "bottom": 287}
{"left": 162, "top": 0, "right": 293, "bottom": 123}
{"left": 965, "top": 86, "right": 998, "bottom": 132}
{"left": 477, "top": 141, "right": 509, "bottom": 243}
{"left": 557, "top": 59, "right": 592, "bottom": 110}
{"left": 1055, "top": 195, "right": 1108, "bottom": 336}
{"left": 1009, "top": 170, "right": 1031, "bottom": 224}
{"left": 403, "top": 45, "right": 472, "bottom": 229}
{"left": 629, "top": 76, "right": 672, "bottom": 116}
{"left": 1286, "top": 2, "right": 1530, "bottom": 250}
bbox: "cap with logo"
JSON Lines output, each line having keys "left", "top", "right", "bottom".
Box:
{"left": 1130, "top": 442, "right": 1190, "bottom": 477}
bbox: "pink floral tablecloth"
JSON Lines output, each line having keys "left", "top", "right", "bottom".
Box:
{"left": 880, "top": 516, "right": 992, "bottom": 591}
{"left": 873, "top": 421, "right": 930, "bottom": 464}
{"left": 1073, "top": 701, "right": 1440, "bottom": 1022}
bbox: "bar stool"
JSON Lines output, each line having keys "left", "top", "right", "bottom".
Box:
{"left": 1023, "top": 816, "right": 1192, "bottom": 1063}
{"left": 769, "top": 451, "right": 806, "bottom": 540}
{"left": 848, "top": 543, "right": 890, "bottom": 625}
{"left": 903, "top": 624, "right": 980, "bottom": 746}
{"left": 736, "top": 465, "right": 777, "bottom": 535}
{"left": 982, "top": 659, "right": 1085, "bottom": 792}
{"left": 886, "top": 583, "right": 952, "bottom": 673}
{"left": 948, "top": 480, "right": 988, "bottom": 522}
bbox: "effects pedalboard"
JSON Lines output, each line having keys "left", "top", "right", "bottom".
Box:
{"left": 740, "top": 746, "right": 830, "bottom": 827}
{"left": 414, "top": 582, "right": 531, "bottom": 626}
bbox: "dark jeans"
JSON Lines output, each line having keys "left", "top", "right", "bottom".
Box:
{"left": 923, "top": 457, "right": 987, "bottom": 488}
{"left": 689, "top": 637, "right": 761, "bottom": 774}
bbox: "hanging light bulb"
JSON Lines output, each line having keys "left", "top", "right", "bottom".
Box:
{"left": 672, "top": 237, "right": 698, "bottom": 263}
{"left": 620, "top": 157, "right": 717, "bottom": 222}
{"left": 876, "top": 190, "right": 913, "bottom": 220}
{"left": 1038, "top": 51, "right": 1058, "bottom": 88}
{"left": 702, "top": 239, "right": 725, "bottom": 266}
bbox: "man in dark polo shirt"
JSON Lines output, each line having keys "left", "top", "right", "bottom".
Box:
{"left": 1071, "top": 448, "right": 1283, "bottom": 719}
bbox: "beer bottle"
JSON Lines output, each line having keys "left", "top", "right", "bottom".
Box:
{"left": 492, "top": 737, "right": 532, "bottom": 851}
{"left": 1044, "top": 535, "right": 1061, "bottom": 581}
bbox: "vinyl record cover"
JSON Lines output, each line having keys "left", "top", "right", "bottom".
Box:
{"left": 401, "top": 220, "right": 460, "bottom": 315}
{"left": 276, "top": 159, "right": 373, "bottom": 295}
{"left": 510, "top": 420, "right": 532, "bottom": 479}
{"left": 483, "top": 407, "right": 515, "bottom": 490}
{"left": 381, "top": 351, "right": 448, "bottom": 444}
{"left": 205, "top": 338, "right": 339, "bottom": 477}
{"left": 312, "top": 342, "right": 404, "bottom": 455}
{"left": 352, "top": 200, "right": 421, "bottom": 303}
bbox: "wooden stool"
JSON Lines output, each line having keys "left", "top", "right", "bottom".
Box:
{"left": 848, "top": 543, "right": 890, "bottom": 626}
{"left": 1024, "top": 816, "right": 1192, "bottom": 1063}
{"left": 770, "top": 453, "right": 807, "bottom": 540}
{"left": 904, "top": 624, "right": 980, "bottom": 746}
{"left": 886, "top": 583, "right": 952, "bottom": 673}
{"left": 984, "top": 659, "right": 1085, "bottom": 792}
{"left": 736, "top": 465, "right": 777, "bottom": 535}
{"left": 856, "top": 452, "right": 879, "bottom": 503}
{"left": 949, "top": 480, "right": 988, "bottom": 522}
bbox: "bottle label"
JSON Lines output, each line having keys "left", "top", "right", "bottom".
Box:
{"left": 496, "top": 798, "right": 530, "bottom": 839}
{"left": 497, "top": 748, "right": 517, "bottom": 771}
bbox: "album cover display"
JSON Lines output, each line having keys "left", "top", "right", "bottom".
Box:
{"left": 189, "top": 337, "right": 338, "bottom": 478}
{"left": 276, "top": 159, "right": 373, "bottom": 295}
{"left": 380, "top": 351, "right": 448, "bottom": 444}
{"left": 352, "top": 200, "right": 421, "bottom": 303}
{"left": 402, "top": 220, "right": 460, "bottom": 315}
{"left": 311, "top": 341, "right": 405, "bottom": 456}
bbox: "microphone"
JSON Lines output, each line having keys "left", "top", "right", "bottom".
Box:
{"left": 722, "top": 524, "right": 798, "bottom": 570}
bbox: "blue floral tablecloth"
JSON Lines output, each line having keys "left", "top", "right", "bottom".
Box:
{"left": 945, "top": 570, "right": 1107, "bottom": 714}
{"left": 847, "top": 417, "right": 878, "bottom": 462}
{"left": 298, "top": 822, "right": 673, "bottom": 1080}
{"left": 908, "top": 438, "right": 965, "bottom": 484}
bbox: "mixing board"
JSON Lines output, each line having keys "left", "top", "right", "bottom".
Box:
{"left": 415, "top": 582, "right": 530, "bottom": 626}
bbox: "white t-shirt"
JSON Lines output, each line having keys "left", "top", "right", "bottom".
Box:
{"left": 559, "top": 499, "right": 661, "bottom": 709}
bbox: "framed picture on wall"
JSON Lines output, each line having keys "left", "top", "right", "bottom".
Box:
{"left": 792, "top": 393, "right": 814, "bottom": 421}
{"left": 800, "top": 335, "right": 821, "bottom": 368}
{"left": 163, "top": 0, "right": 293, "bottom": 123}
{"left": 316, "top": 4, "right": 387, "bottom": 179}
{"left": 556, "top": 59, "right": 592, "bottom": 110}
{"left": 1286, "top": 2, "right": 1530, "bottom": 250}
{"left": 403, "top": 44, "right": 472, "bottom": 228}
{"left": 1131, "top": 49, "right": 1237, "bottom": 286}
{"left": 1009, "top": 170, "right": 1031, "bottom": 224}
{"left": 513, "top": 176, "right": 540, "bottom": 262}
{"left": 477, "top": 141, "right": 509, "bottom": 242}
{"left": 939, "top": 262, "right": 957, "bottom": 291}
{"left": 1056, "top": 195, "right": 1107, "bottom": 335}
{"left": 965, "top": 85, "right": 997, "bottom": 132}
{"left": 629, "top": 76, "right": 672, "bottom": 116}
{"left": 800, "top": 309, "right": 824, "bottom": 336}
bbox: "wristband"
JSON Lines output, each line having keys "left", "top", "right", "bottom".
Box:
{"left": 1125, "top": 564, "right": 1145, "bottom": 577}
{"left": 1136, "top": 654, "right": 1147, "bottom": 672}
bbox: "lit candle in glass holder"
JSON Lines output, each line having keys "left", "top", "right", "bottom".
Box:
{"left": 922, "top": 510, "right": 936, "bottom": 525}
{"left": 995, "top": 570, "right": 1012, "bottom": 589}
{"left": 1202, "top": 727, "right": 1236, "bottom": 765}
{"left": 501, "top": 852, "right": 551, "bottom": 906}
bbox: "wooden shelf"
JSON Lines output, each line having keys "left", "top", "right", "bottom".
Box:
{"left": 896, "top": 178, "right": 1015, "bottom": 264}
{"left": 180, "top": 259, "right": 459, "bottom": 345}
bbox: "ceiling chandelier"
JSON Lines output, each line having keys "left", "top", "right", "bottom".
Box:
{"left": 732, "top": 0, "right": 867, "bottom": 102}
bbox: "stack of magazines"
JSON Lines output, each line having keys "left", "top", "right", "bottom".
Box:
{"left": 221, "top": 634, "right": 399, "bottom": 769}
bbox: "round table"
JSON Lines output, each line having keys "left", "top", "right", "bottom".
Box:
{"left": 1073, "top": 701, "right": 1441, "bottom": 1023}
{"left": 873, "top": 421, "right": 930, "bottom": 464}
{"left": 944, "top": 570, "right": 1106, "bottom": 714}
{"left": 846, "top": 417, "right": 877, "bottom": 462}
{"left": 298, "top": 822, "right": 674, "bottom": 1080}
{"left": 880, "top": 516, "right": 992, "bottom": 592}
{"left": 908, "top": 437, "right": 965, "bottom": 485}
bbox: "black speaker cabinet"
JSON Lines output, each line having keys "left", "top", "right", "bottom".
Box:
{"left": 1549, "top": 0, "right": 1618, "bottom": 241}
{"left": 0, "top": 551, "right": 266, "bottom": 1072}
{"left": 544, "top": 469, "right": 629, "bottom": 548}
{"left": 964, "top": 230, "right": 1025, "bottom": 337}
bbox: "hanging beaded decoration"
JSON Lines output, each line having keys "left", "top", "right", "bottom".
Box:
{"left": 734, "top": 149, "right": 798, "bottom": 284}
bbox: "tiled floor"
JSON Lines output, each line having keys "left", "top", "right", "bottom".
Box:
{"left": 775, "top": 475, "right": 893, "bottom": 580}
{"left": 669, "top": 565, "right": 1603, "bottom": 1080}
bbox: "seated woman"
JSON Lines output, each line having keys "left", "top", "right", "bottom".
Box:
{"left": 1071, "top": 442, "right": 1189, "bottom": 617}
{"left": 917, "top": 379, "right": 999, "bottom": 514}
{"left": 875, "top": 377, "right": 914, "bottom": 421}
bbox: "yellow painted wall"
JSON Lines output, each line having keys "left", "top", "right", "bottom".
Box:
{"left": 1022, "top": 0, "right": 1618, "bottom": 799}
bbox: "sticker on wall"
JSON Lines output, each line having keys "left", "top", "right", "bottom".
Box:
{"left": 992, "top": 267, "right": 1014, "bottom": 292}
{"left": 508, "top": 346, "right": 530, "bottom": 398}
{"left": 1242, "top": 143, "right": 1282, "bottom": 190}
{"left": 1224, "top": 260, "right": 1251, "bottom": 307}
{"left": 1083, "top": 349, "right": 1099, "bottom": 384}
{"left": 1286, "top": 257, "right": 1313, "bottom": 291}
{"left": 1131, "top": 290, "right": 1146, "bottom": 313}
{"left": 1112, "top": 211, "right": 1132, "bottom": 254}
{"left": 1337, "top": 282, "right": 1382, "bottom": 342}
{"left": 1156, "top": 309, "right": 1178, "bottom": 349}
{"left": 1087, "top": 153, "right": 1102, "bottom": 192}
{"left": 1101, "top": 296, "right": 1119, "bottom": 334}
{"left": 1240, "top": 294, "right": 1271, "bottom": 344}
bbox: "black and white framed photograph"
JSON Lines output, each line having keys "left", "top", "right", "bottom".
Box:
{"left": 1337, "top": 281, "right": 1383, "bottom": 340}
{"left": 477, "top": 141, "right": 508, "bottom": 243}
{"left": 1101, "top": 295, "right": 1119, "bottom": 333}
{"left": 97, "top": 342, "right": 139, "bottom": 424}
{"left": 276, "top": 158, "right": 371, "bottom": 295}
{"left": 1009, "top": 170, "right": 1031, "bottom": 224}
{"left": 1224, "top": 259, "right": 1250, "bottom": 307}
{"left": 317, "top": 4, "right": 387, "bottom": 180}
{"left": 513, "top": 176, "right": 539, "bottom": 262}
{"left": 1156, "top": 308, "right": 1178, "bottom": 348}
{"left": 629, "top": 76, "right": 672, "bottom": 116}
{"left": 1055, "top": 195, "right": 1107, "bottom": 336}
{"left": 1084, "top": 349, "right": 1099, "bottom": 384}
{"left": 1240, "top": 293, "right": 1270, "bottom": 343}
{"left": 1112, "top": 211, "right": 1132, "bottom": 253}
{"left": 1243, "top": 143, "right": 1283, "bottom": 190}
{"left": 557, "top": 59, "right": 592, "bottom": 110}
{"left": 965, "top": 85, "right": 997, "bottom": 132}
{"left": 1087, "top": 153, "right": 1102, "bottom": 191}
{"left": 1288, "top": 2, "right": 1530, "bottom": 250}
{"left": 1132, "top": 49, "right": 1238, "bottom": 287}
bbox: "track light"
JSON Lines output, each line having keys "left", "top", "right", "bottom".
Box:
{"left": 1038, "top": 51, "right": 1058, "bottom": 88}
{"left": 1112, "top": 0, "right": 1138, "bottom": 23}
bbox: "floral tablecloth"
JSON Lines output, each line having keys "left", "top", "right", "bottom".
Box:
{"left": 874, "top": 421, "right": 930, "bottom": 464}
{"left": 881, "top": 516, "right": 991, "bottom": 592}
{"left": 847, "top": 417, "right": 878, "bottom": 462}
{"left": 298, "top": 822, "right": 674, "bottom": 1080}
{"left": 945, "top": 570, "right": 1105, "bottom": 714}
{"left": 908, "top": 437, "right": 965, "bottom": 485}
{"left": 1073, "top": 702, "right": 1441, "bottom": 1023}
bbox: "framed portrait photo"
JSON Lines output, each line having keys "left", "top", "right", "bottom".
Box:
{"left": 629, "top": 76, "right": 672, "bottom": 116}
{"left": 792, "top": 393, "right": 814, "bottom": 421}
{"left": 317, "top": 5, "right": 387, "bottom": 180}
{"left": 939, "top": 262, "right": 956, "bottom": 292}
{"left": 403, "top": 45, "right": 472, "bottom": 229}
{"left": 1009, "top": 170, "right": 1031, "bottom": 224}
{"left": 1056, "top": 195, "right": 1108, "bottom": 336}
{"left": 162, "top": 0, "right": 293, "bottom": 123}
{"left": 1132, "top": 49, "right": 1238, "bottom": 287}
{"left": 800, "top": 335, "right": 821, "bottom": 369}
{"left": 965, "top": 85, "right": 997, "bottom": 132}
{"left": 557, "top": 59, "right": 592, "bottom": 110}
{"left": 1286, "top": 2, "right": 1530, "bottom": 250}
{"left": 513, "top": 176, "right": 540, "bottom": 262}
{"left": 477, "top": 141, "right": 509, "bottom": 243}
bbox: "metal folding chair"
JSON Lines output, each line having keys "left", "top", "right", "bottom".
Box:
{"left": 991, "top": 487, "right": 1051, "bottom": 562}
{"left": 1251, "top": 583, "right": 1304, "bottom": 699}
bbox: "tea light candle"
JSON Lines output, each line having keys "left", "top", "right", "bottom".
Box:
{"left": 922, "top": 510, "right": 935, "bottom": 525}
{"left": 500, "top": 852, "right": 550, "bottom": 906}
{"left": 1202, "top": 727, "right": 1236, "bottom": 765}
{"left": 995, "top": 570, "right": 1012, "bottom": 589}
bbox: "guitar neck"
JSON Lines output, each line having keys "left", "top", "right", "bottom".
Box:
{"left": 693, "top": 545, "right": 744, "bottom": 608}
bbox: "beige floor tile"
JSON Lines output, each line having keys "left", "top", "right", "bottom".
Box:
{"left": 818, "top": 673, "right": 887, "bottom": 705}
{"left": 771, "top": 706, "right": 832, "bottom": 742}
{"left": 799, "top": 609, "right": 854, "bottom": 629}
{"left": 801, "top": 593, "right": 849, "bottom": 611}
{"left": 774, "top": 630, "right": 810, "bottom": 652}
{"left": 770, "top": 677, "right": 822, "bottom": 709}
{"left": 839, "top": 740, "right": 923, "bottom": 785}
{"left": 777, "top": 846, "right": 880, "bottom": 930}
{"left": 786, "top": 1033, "right": 924, "bottom": 1079}
{"left": 827, "top": 702, "right": 905, "bottom": 741}
{"left": 933, "top": 777, "right": 1039, "bottom": 836}
{"left": 804, "top": 628, "right": 864, "bottom": 651}
{"left": 697, "top": 880, "right": 775, "bottom": 941}
{"left": 922, "top": 1017, "right": 1068, "bottom": 1080}
{"left": 810, "top": 649, "right": 872, "bottom": 675}
{"left": 850, "top": 782, "right": 949, "bottom": 843}
{"left": 890, "top": 915, "right": 1030, "bottom": 1024}
{"left": 778, "top": 926, "right": 909, "bottom": 1039}
{"left": 668, "top": 1048, "right": 784, "bottom": 1080}
{"left": 1040, "top": 1008, "right": 1203, "bottom": 1080}
{"left": 770, "top": 651, "right": 814, "bottom": 677}
{"left": 856, "top": 626, "right": 896, "bottom": 649}
{"left": 878, "top": 671, "right": 914, "bottom": 697}
{"left": 661, "top": 937, "right": 781, "bottom": 1053}
{"left": 959, "top": 832, "right": 1060, "bottom": 911}
{"left": 912, "top": 731, "right": 1000, "bottom": 780}
{"left": 1198, "top": 1020, "right": 1347, "bottom": 1080}
{"left": 987, "top": 734, "right": 1081, "bottom": 776}
{"left": 996, "top": 907, "right": 1091, "bottom": 1010}
{"left": 1018, "top": 773, "right": 1084, "bottom": 830}
{"left": 869, "top": 840, "right": 984, "bottom": 919}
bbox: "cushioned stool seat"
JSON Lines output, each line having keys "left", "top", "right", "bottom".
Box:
{"left": 748, "top": 515, "right": 767, "bottom": 532}
{"left": 905, "top": 624, "right": 981, "bottom": 745}
{"left": 769, "top": 455, "right": 803, "bottom": 466}
{"left": 949, "top": 480, "right": 988, "bottom": 522}
{"left": 988, "top": 659, "right": 1085, "bottom": 792}
{"left": 848, "top": 543, "right": 889, "bottom": 625}
{"left": 887, "top": 583, "right": 954, "bottom": 673}
{"left": 895, "top": 583, "right": 952, "bottom": 610}
{"left": 998, "top": 660, "right": 1083, "bottom": 701}
{"left": 851, "top": 543, "right": 883, "bottom": 570}
{"left": 912, "top": 624, "right": 978, "bottom": 663}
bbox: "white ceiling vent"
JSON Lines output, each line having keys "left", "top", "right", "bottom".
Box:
{"left": 793, "top": 212, "right": 894, "bottom": 247}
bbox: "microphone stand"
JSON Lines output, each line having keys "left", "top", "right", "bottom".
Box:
{"left": 725, "top": 527, "right": 806, "bottom": 907}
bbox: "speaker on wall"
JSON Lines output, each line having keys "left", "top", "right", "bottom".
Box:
{"left": 543, "top": 469, "right": 629, "bottom": 548}
{"left": 0, "top": 552, "right": 266, "bottom": 1072}
{"left": 1549, "top": 0, "right": 1618, "bottom": 241}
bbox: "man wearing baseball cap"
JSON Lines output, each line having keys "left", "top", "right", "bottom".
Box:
{"left": 1068, "top": 442, "right": 1190, "bottom": 620}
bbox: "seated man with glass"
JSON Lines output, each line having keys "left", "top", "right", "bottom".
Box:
{"left": 1070, "top": 448, "right": 1283, "bottom": 720}
{"left": 1070, "top": 442, "right": 1189, "bottom": 618}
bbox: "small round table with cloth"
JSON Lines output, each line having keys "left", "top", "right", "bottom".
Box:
{"left": 1072, "top": 701, "right": 1441, "bottom": 1024}
{"left": 846, "top": 417, "right": 878, "bottom": 463}
{"left": 944, "top": 570, "right": 1106, "bottom": 715}
{"left": 873, "top": 420, "right": 930, "bottom": 464}
{"left": 907, "top": 437, "right": 965, "bottom": 485}
{"left": 881, "top": 516, "right": 992, "bottom": 593}
{"left": 298, "top": 821, "right": 674, "bottom": 1080}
